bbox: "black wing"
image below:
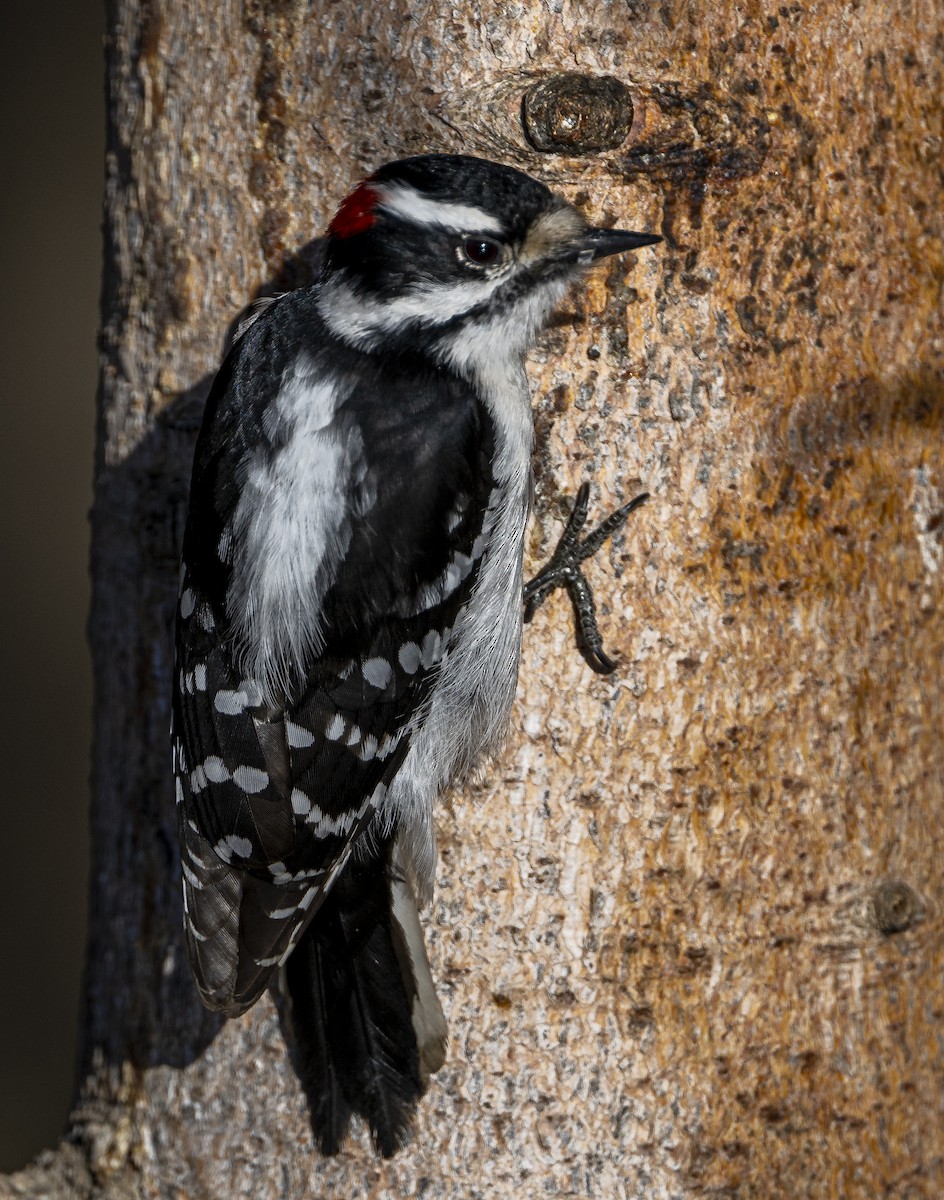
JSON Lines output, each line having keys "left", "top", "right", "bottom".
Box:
{"left": 173, "top": 289, "right": 496, "bottom": 1014}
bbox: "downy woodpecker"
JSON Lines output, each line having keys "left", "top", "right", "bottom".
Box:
{"left": 173, "top": 153, "right": 659, "bottom": 1156}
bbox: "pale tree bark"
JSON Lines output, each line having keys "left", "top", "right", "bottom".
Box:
{"left": 3, "top": 0, "right": 942, "bottom": 1196}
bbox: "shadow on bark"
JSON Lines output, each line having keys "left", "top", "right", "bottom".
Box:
{"left": 83, "top": 239, "right": 328, "bottom": 1077}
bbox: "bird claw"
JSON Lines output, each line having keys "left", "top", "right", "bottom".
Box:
{"left": 523, "top": 483, "right": 648, "bottom": 675}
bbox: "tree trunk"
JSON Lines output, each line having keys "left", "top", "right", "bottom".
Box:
{"left": 4, "top": 0, "right": 942, "bottom": 1196}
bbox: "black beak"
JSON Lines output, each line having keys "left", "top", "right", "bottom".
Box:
{"left": 572, "top": 227, "right": 662, "bottom": 264}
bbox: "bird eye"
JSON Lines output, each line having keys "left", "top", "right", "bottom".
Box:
{"left": 462, "top": 237, "right": 502, "bottom": 265}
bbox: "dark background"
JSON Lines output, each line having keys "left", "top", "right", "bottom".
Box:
{"left": 0, "top": 3, "right": 103, "bottom": 1171}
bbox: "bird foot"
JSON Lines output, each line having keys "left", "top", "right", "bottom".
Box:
{"left": 523, "top": 483, "right": 649, "bottom": 674}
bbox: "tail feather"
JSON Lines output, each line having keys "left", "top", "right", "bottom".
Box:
{"left": 284, "top": 836, "right": 445, "bottom": 1157}
{"left": 389, "top": 840, "right": 447, "bottom": 1082}
{"left": 283, "top": 930, "right": 353, "bottom": 1155}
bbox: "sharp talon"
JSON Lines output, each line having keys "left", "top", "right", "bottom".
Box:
{"left": 523, "top": 484, "right": 648, "bottom": 673}
{"left": 588, "top": 648, "right": 618, "bottom": 674}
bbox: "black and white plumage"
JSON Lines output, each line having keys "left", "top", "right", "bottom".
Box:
{"left": 173, "top": 154, "right": 659, "bottom": 1156}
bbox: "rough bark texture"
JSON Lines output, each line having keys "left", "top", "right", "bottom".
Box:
{"left": 3, "top": 0, "right": 942, "bottom": 1196}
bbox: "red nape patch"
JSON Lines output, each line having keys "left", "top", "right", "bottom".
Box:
{"left": 328, "top": 182, "right": 380, "bottom": 238}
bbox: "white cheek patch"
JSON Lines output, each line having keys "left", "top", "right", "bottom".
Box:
{"left": 438, "top": 276, "right": 569, "bottom": 386}
{"left": 318, "top": 273, "right": 510, "bottom": 346}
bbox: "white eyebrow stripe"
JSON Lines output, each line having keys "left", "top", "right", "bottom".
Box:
{"left": 376, "top": 183, "right": 504, "bottom": 234}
